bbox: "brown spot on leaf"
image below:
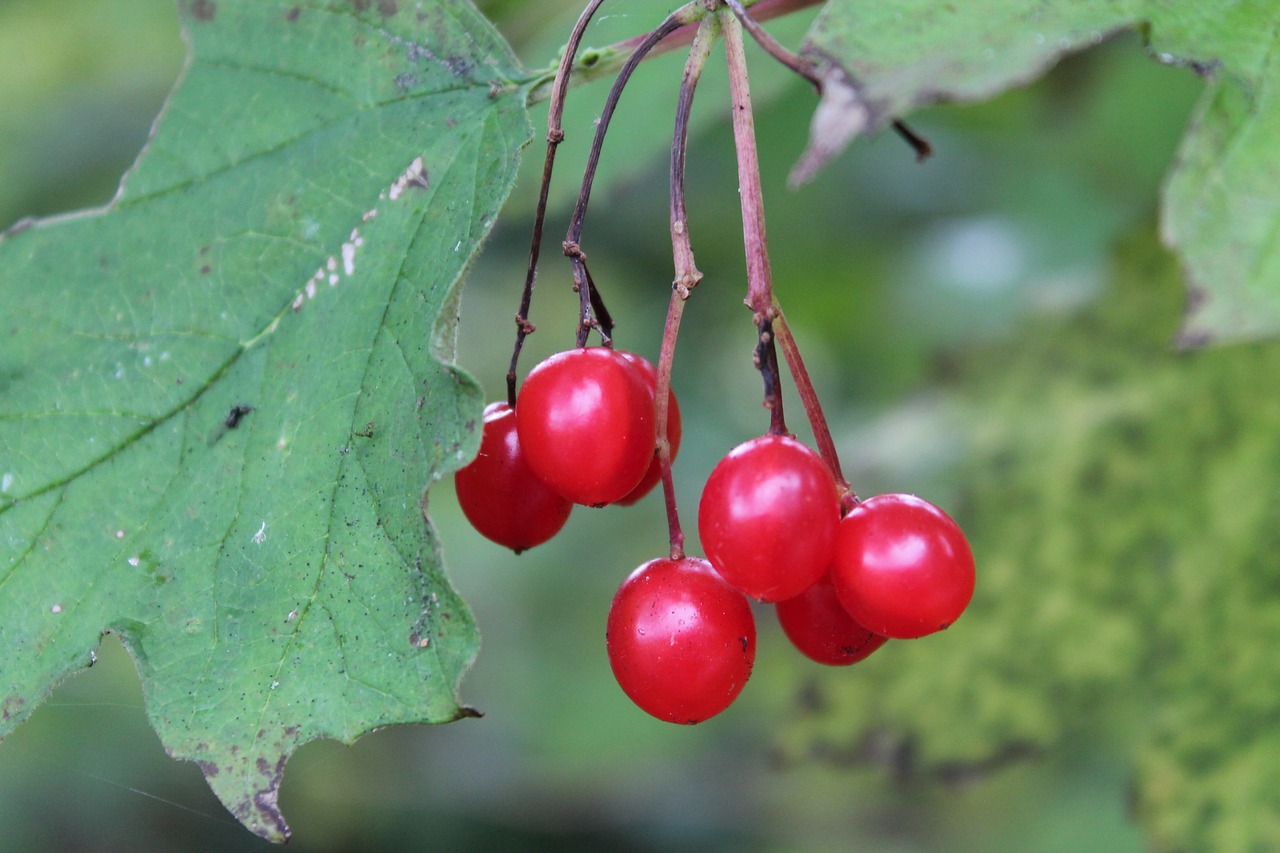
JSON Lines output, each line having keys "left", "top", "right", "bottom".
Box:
{"left": 189, "top": 0, "right": 217, "bottom": 21}
{"left": 377, "top": 0, "right": 398, "bottom": 15}
{"left": 352, "top": 0, "right": 371, "bottom": 11}
{"left": 250, "top": 755, "right": 290, "bottom": 841}
{"left": 285, "top": 6, "right": 300, "bottom": 21}
{"left": 1, "top": 694, "right": 26, "bottom": 722}
{"left": 197, "top": 760, "right": 220, "bottom": 778}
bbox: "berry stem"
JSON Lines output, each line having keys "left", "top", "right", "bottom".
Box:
{"left": 656, "top": 11, "right": 720, "bottom": 560}
{"left": 657, "top": 296, "right": 687, "bottom": 558}
{"left": 755, "top": 316, "right": 788, "bottom": 436}
{"left": 507, "top": 0, "right": 611, "bottom": 405}
{"left": 721, "top": 7, "right": 788, "bottom": 435}
{"left": 720, "top": 9, "right": 772, "bottom": 319}
{"left": 772, "top": 309, "right": 852, "bottom": 497}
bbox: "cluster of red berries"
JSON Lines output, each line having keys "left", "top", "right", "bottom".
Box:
{"left": 454, "top": 347, "right": 680, "bottom": 548}
{"left": 455, "top": 346, "right": 975, "bottom": 725}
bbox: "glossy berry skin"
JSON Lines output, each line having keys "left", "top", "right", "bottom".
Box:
{"left": 455, "top": 402, "right": 573, "bottom": 553}
{"left": 615, "top": 352, "right": 682, "bottom": 506}
{"left": 775, "top": 572, "right": 887, "bottom": 666}
{"left": 698, "top": 435, "right": 839, "bottom": 602}
{"left": 830, "top": 494, "right": 975, "bottom": 639}
{"left": 516, "top": 347, "right": 656, "bottom": 507}
{"left": 606, "top": 557, "right": 756, "bottom": 724}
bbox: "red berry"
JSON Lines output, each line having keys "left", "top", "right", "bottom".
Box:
{"left": 829, "top": 494, "right": 975, "bottom": 639}
{"left": 606, "top": 556, "right": 756, "bottom": 724}
{"left": 516, "top": 347, "right": 656, "bottom": 506}
{"left": 775, "top": 572, "right": 887, "bottom": 665}
{"left": 455, "top": 402, "right": 573, "bottom": 552}
{"left": 615, "top": 351, "right": 682, "bottom": 506}
{"left": 697, "top": 434, "right": 839, "bottom": 602}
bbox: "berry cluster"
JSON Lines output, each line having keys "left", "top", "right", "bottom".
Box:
{"left": 452, "top": 0, "right": 970, "bottom": 725}
{"left": 455, "top": 347, "right": 680, "bottom": 549}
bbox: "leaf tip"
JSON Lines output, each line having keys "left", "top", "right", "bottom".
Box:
{"left": 789, "top": 63, "right": 872, "bottom": 188}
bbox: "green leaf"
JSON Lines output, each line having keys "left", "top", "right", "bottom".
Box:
{"left": 0, "top": 0, "right": 531, "bottom": 841}
{"left": 768, "top": 228, "right": 1280, "bottom": 851}
{"left": 798, "top": 0, "right": 1280, "bottom": 345}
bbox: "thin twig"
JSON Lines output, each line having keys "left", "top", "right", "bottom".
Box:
{"left": 563, "top": 7, "right": 696, "bottom": 345}
{"left": 656, "top": 12, "right": 719, "bottom": 560}
{"left": 507, "top": 0, "right": 610, "bottom": 405}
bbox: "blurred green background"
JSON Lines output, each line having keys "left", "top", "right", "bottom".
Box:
{"left": 0, "top": 0, "right": 1224, "bottom": 850}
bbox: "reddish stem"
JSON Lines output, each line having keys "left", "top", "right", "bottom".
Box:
{"left": 722, "top": 8, "right": 787, "bottom": 433}
{"left": 655, "top": 12, "right": 718, "bottom": 560}
{"left": 772, "top": 310, "right": 852, "bottom": 496}
{"left": 656, "top": 295, "right": 688, "bottom": 558}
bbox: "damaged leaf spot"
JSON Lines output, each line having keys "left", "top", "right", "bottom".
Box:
{"left": 224, "top": 405, "right": 254, "bottom": 429}
{"left": 386, "top": 156, "right": 430, "bottom": 201}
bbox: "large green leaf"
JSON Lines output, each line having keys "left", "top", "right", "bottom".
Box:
{"left": 798, "top": 0, "right": 1280, "bottom": 345}
{"left": 0, "top": 0, "right": 530, "bottom": 840}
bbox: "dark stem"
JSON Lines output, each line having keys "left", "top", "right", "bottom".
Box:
{"left": 585, "top": 261, "right": 614, "bottom": 342}
{"left": 562, "top": 8, "right": 694, "bottom": 347}
{"left": 564, "top": 253, "right": 614, "bottom": 348}
{"left": 564, "top": 13, "right": 691, "bottom": 250}
{"left": 755, "top": 316, "right": 788, "bottom": 435}
{"left": 891, "top": 119, "right": 933, "bottom": 161}
{"left": 507, "top": 0, "right": 610, "bottom": 405}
